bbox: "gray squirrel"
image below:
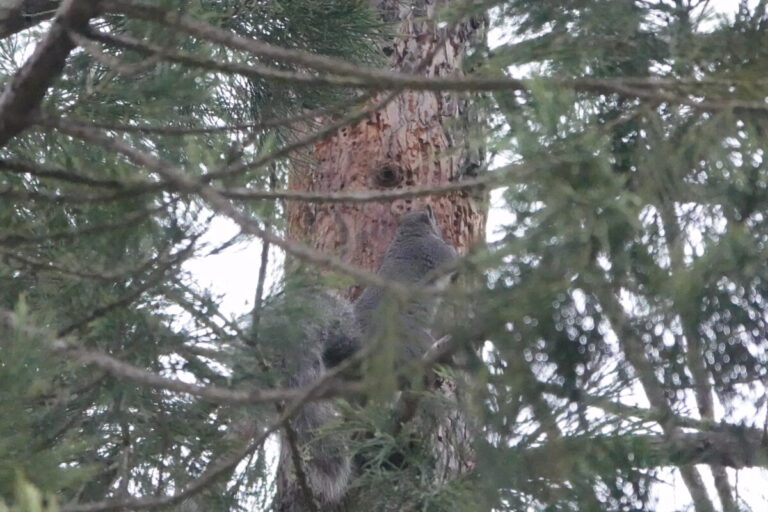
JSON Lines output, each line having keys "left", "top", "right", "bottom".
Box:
{"left": 325, "top": 206, "right": 458, "bottom": 369}
{"left": 276, "top": 207, "right": 457, "bottom": 511}
{"left": 274, "top": 288, "right": 359, "bottom": 512}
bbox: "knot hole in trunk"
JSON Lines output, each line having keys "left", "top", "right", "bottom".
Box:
{"left": 372, "top": 164, "right": 404, "bottom": 188}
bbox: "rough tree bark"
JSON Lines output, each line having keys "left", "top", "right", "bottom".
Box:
{"left": 286, "top": 0, "right": 486, "bottom": 288}
{"left": 280, "top": 0, "right": 487, "bottom": 510}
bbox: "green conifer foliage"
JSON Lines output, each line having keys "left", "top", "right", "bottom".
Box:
{"left": 0, "top": 1, "right": 767, "bottom": 511}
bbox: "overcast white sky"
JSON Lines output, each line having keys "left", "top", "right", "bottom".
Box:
{"left": 185, "top": 1, "right": 768, "bottom": 509}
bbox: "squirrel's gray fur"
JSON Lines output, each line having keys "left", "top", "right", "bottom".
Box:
{"left": 326, "top": 207, "right": 458, "bottom": 368}
{"left": 274, "top": 289, "right": 359, "bottom": 512}
{"left": 277, "top": 207, "right": 457, "bottom": 511}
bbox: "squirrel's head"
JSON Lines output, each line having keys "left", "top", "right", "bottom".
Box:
{"left": 395, "top": 205, "right": 443, "bottom": 239}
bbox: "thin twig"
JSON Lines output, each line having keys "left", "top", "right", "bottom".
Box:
{"left": 52, "top": 342, "right": 363, "bottom": 405}
{"left": 202, "top": 90, "right": 395, "bottom": 183}
{"left": 49, "top": 109, "right": 329, "bottom": 136}
{"left": 248, "top": 170, "right": 276, "bottom": 347}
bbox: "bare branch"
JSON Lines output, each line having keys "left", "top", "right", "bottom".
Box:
{"left": 219, "top": 175, "right": 496, "bottom": 203}
{"left": 0, "top": 0, "right": 58, "bottom": 40}
{"left": 83, "top": 28, "right": 337, "bottom": 86}
{"left": 280, "top": 404, "right": 321, "bottom": 512}
{"left": 0, "top": 0, "right": 102, "bottom": 147}
{"left": 69, "top": 28, "right": 161, "bottom": 76}
{"left": 52, "top": 343, "right": 363, "bottom": 405}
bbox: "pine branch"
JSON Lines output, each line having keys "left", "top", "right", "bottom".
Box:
{"left": 537, "top": 381, "right": 713, "bottom": 431}
{"left": 0, "top": 201, "right": 167, "bottom": 246}
{"left": 0, "top": 158, "right": 130, "bottom": 188}
{"left": 659, "top": 198, "right": 739, "bottom": 512}
{"left": 56, "top": 241, "right": 196, "bottom": 336}
{"left": 52, "top": 343, "right": 364, "bottom": 405}
{"left": 0, "top": 247, "right": 167, "bottom": 281}
{"left": 102, "top": 0, "right": 768, "bottom": 112}
{"left": 50, "top": 318, "right": 382, "bottom": 512}
{"left": 0, "top": 305, "right": 363, "bottom": 407}
{"left": 0, "top": 181, "right": 164, "bottom": 203}
{"left": 595, "top": 284, "right": 717, "bottom": 512}
{"left": 516, "top": 428, "right": 768, "bottom": 476}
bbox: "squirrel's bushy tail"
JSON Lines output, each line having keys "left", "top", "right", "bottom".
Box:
{"left": 274, "top": 290, "right": 359, "bottom": 511}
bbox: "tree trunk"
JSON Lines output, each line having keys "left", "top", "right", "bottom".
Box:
{"left": 279, "top": 1, "right": 487, "bottom": 510}
{"left": 286, "top": 0, "right": 486, "bottom": 297}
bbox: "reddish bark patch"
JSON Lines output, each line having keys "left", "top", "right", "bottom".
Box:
{"left": 285, "top": 11, "right": 486, "bottom": 295}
